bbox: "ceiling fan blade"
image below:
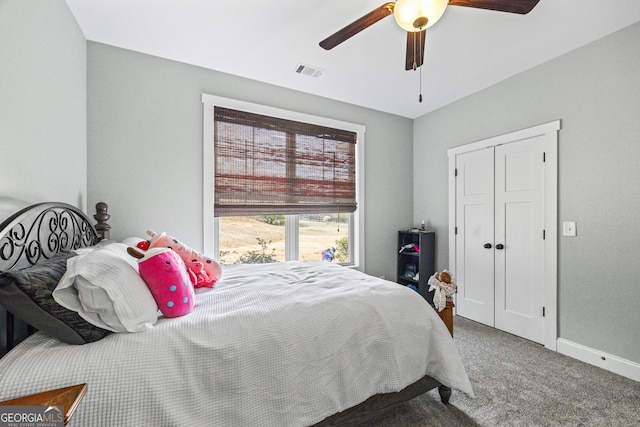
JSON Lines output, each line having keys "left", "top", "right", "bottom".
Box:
{"left": 319, "top": 2, "right": 395, "bottom": 50}
{"left": 448, "top": 0, "right": 541, "bottom": 14}
{"left": 405, "top": 30, "right": 426, "bottom": 71}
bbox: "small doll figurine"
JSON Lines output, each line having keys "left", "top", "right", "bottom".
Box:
{"left": 438, "top": 271, "right": 452, "bottom": 284}
{"left": 428, "top": 269, "right": 457, "bottom": 312}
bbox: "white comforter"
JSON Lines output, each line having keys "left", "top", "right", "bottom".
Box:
{"left": 0, "top": 261, "right": 473, "bottom": 426}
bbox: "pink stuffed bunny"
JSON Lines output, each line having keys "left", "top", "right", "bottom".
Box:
{"left": 128, "top": 247, "right": 195, "bottom": 318}
{"left": 146, "top": 230, "right": 222, "bottom": 289}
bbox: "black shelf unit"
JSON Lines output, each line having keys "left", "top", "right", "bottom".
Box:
{"left": 397, "top": 230, "right": 436, "bottom": 306}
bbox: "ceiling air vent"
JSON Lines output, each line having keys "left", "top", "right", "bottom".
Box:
{"left": 294, "top": 63, "right": 324, "bottom": 78}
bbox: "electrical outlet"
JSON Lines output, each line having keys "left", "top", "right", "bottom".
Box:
{"left": 563, "top": 221, "right": 577, "bottom": 237}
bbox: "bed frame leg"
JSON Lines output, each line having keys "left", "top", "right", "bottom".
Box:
{"left": 438, "top": 385, "right": 451, "bottom": 404}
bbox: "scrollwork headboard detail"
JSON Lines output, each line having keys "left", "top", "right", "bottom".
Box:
{"left": 0, "top": 202, "right": 110, "bottom": 356}
{"left": 0, "top": 203, "right": 107, "bottom": 272}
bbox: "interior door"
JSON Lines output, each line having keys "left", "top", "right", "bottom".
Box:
{"left": 448, "top": 120, "right": 559, "bottom": 349}
{"left": 455, "top": 147, "right": 495, "bottom": 326}
{"left": 494, "top": 137, "right": 546, "bottom": 344}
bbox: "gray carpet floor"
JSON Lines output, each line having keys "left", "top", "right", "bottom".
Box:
{"left": 367, "top": 316, "right": 640, "bottom": 427}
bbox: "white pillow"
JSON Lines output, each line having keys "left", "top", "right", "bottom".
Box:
{"left": 73, "top": 239, "right": 116, "bottom": 256}
{"left": 54, "top": 242, "right": 158, "bottom": 332}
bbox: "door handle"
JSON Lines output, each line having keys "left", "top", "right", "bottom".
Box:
{"left": 496, "top": 244, "right": 504, "bottom": 250}
{"left": 483, "top": 243, "right": 492, "bottom": 249}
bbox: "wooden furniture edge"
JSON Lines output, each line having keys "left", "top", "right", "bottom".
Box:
{"left": 437, "top": 300, "right": 455, "bottom": 337}
{"left": 0, "top": 383, "right": 87, "bottom": 425}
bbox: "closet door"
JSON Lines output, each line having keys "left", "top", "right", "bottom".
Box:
{"left": 494, "top": 137, "right": 546, "bottom": 343}
{"left": 455, "top": 147, "right": 495, "bottom": 326}
{"left": 448, "top": 120, "right": 558, "bottom": 349}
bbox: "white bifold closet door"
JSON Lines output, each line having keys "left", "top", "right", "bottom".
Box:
{"left": 455, "top": 136, "right": 546, "bottom": 344}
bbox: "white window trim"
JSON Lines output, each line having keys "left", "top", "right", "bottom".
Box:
{"left": 202, "top": 94, "right": 366, "bottom": 270}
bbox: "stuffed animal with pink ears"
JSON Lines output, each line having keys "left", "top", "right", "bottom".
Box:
{"left": 187, "top": 260, "right": 212, "bottom": 289}
{"left": 145, "top": 230, "right": 222, "bottom": 289}
{"left": 127, "top": 247, "right": 195, "bottom": 318}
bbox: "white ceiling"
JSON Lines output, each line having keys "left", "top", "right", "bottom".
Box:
{"left": 65, "top": 0, "right": 640, "bottom": 119}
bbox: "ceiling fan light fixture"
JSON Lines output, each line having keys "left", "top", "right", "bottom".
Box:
{"left": 393, "top": 0, "right": 448, "bottom": 32}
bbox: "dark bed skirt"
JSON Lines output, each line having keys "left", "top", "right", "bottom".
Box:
{"left": 313, "top": 375, "right": 449, "bottom": 426}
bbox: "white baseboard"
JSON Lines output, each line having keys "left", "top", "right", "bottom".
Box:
{"left": 557, "top": 339, "right": 640, "bottom": 382}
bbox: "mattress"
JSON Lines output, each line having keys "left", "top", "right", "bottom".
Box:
{"left": 0, "top": 261, "right": 473, "bottom": 426}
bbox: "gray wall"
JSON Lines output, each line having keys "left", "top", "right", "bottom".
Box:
{"left": 6, "top": 0, "right": 636, "bottom": 368}
{"left": 86, "top": 42, "right": 414, "bottom": 280}
{"left": 0, "top": 0, "right": 86, "bottom": 355}
{"left": 413, "top": 22, "right": 640, "bottom": 364}
{"left": 0, "top": 0, "right": 87, "bottom": 209}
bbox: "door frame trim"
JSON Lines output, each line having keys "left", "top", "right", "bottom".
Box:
{"left": 448, "top": 120, "right": 560, "bottom": 350}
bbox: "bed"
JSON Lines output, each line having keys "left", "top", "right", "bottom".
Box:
{"left": 0, "top": 202, "right": 473, "bottom": 426}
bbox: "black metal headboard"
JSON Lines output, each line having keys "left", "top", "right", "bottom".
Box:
{"left": 0, "top": 202, "right": 110, "bottom": 356}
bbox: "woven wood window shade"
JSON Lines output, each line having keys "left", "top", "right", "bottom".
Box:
{"left": 214, "top": 107, "right": 357, "bottom": 217}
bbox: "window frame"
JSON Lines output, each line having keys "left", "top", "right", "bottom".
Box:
{"left": 202, "top": 94, "right": 365, "bottom": 270}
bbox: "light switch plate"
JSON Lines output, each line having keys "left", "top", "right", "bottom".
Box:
{"left": 563, "top": 221, "right": 577, "bottom": 237}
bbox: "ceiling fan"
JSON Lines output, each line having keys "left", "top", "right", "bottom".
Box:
{"left": 320, "top": 0, "right": 541, "bottom": 71}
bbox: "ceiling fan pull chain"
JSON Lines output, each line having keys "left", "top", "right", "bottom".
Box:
{"left": 413, "top": 30, "right": 418, "bottom": 71}
{"left": 419, "top": 31, "right": 423, "bottom": 103}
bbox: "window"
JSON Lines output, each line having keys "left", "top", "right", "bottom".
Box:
{"left": 202, "top": 94, "right": 365, "bottom": 269}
